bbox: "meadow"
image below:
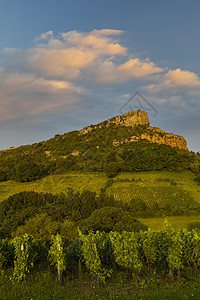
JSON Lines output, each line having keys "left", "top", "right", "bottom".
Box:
{"left": 0, "top": 172, "right": 107, "bottom": 202}
{"left": 0, "top": 170, "right": 200, "bottom": 231}
{"left": 1, "top": 270, "right": 200, "bottom": 300}
{"left": 0, "top": 170, "right": 199, "bottom": 202}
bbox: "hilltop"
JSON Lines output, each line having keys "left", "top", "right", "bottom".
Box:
{"left": 80, "top": 110, "right": 188, "bottom": 151}
{"left": 0, "top": 110, "right": 198, "bottom": 182}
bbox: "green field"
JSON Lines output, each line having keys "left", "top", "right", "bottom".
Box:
{"left": 1, "top": 270, "right": 200, "bottom": 300}
{"left": 112, "top": 171, "right": 200, "bottom": 205}
{"left": 0, "top": 172, "right": 108, "bottom": 202}
{"left": 138, "top": 215, "right": 200, "bottom": 231}
{"left": 112, "top": 185, "right": 197, "bottom": 207}
{"left": 0, "top": 171, "right": 199, "bottom": 204}
{"left": 0, "top": 170, "right": 200, "bottom": 231}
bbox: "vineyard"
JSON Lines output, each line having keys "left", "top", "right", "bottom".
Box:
{"left": 112, "top": 185, "right": 198, "bottom": 208}
{"left": 1, "top": 221, "right": 200, "bottom": 286}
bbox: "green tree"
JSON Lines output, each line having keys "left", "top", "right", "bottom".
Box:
{"left": 60, "top": 219, "right": 78, "bottom": 241}
{"left": 105, "top": 162, "right": 120, "bottom": 178}
{"left": 12, "top": 213, "right": 59, "bottom": 241}
{"left": 11, "top": 161, "right": 47, "bottom": 182}
{"left": 80, "top": 206, "right": 147, "bottom": 233}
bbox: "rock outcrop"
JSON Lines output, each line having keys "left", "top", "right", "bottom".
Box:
{"left": 79, "top": 110, "right": 188, "bottom": 151}
{"left": 107, "top": 110, "right": 149, "bottom": 127}
{"left": 79, "top": 110, "right": 149, "bottom": 135}
{"left": 130, "top": 126, "right": 188, "bottom": 151}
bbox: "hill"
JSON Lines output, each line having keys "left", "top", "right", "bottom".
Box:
{"left": 0, "top": 110, "right": 199, "bottom": 182}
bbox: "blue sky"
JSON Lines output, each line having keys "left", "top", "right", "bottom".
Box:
{"left": 0, "top": 0, "right": 199, "bottom": 151}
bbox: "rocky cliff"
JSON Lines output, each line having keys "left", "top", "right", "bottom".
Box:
{"left": 79, "top": 110, "right": 188, "bottom": 151}
{"left": 129, "top": 126, "right": 188, "bottom": 151}
{"left": 107, "top": 110, "right": 149, "bottom": 126}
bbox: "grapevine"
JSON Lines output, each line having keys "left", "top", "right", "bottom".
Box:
{"left": 12, "top": 234, "right": 35, "bottom": 282}
{"left": 49, "top": 233, "right": 66, "bottom": 284}
{"left": 109, "top": 231, "right": 143, "bottom": 281}
{"left": 79, "top": 230, "right": 112, "bottom": 285}
{"left": 141, "top": 228, "right": 157, "bottom": 265}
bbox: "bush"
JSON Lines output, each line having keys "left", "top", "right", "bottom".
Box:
{"left": 79, "top": 206, "right": 148, "bottom": 233}
{"left": 11, "top": 161, "right": 47, "bottom": 182}
{"left": 194, "top": 173, "right": 200, "bottom": 185}
{"left": 105, "top": 162, "right": 120, "bottom": 178}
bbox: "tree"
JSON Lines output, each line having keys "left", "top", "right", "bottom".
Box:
{"left": 12, "top": 213, "right": 59, "bottom": 240}
{"left": 11, "top": 161, "right": 47, "bottom": 182}
{"left": 105, "top": 162, "right": 120, "bottom": 178}
{"left": 80, "top": 206, "right": 147, "bottom": 233}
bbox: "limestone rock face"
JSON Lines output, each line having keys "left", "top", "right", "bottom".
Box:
{"left": 108, "top": 110, "right": 149, "bottom": 127}
{"left": 122, "top": 110, "right": 149, "bottom": 126}
{"left": 79, "top": 126, "right": 93, "bottom": 135}
{"left": 79, "top": 110, "right": 188, "bottom": 151}
{"left": 130, "top": 129, "right": 188, "bottom": 151}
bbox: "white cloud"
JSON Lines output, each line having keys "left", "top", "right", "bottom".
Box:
{"left": 0, "top": 67, "right": 83, "bottom": 121}
{"left": 2, "top": 28, "right": 200, "bottom": 132}
{"left": 91, "top": 29, "right": 124, "bottom": 36}
{"left": 116, "top": 58, "right": 163, "bottom": 78}
{"left": 35, "top": 30, "right": 53, "bottom": 41}
{"left": 147, "top": 68, "right": 200, "bottom": 92}
{"left": 3, "top": 29, "right": 128, "bottom": 80}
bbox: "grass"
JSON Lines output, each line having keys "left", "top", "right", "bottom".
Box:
{"left": 113, "top": 171, "right": 200, "bottom": 204}
{"left": 0, "top": 172, "right": 108, "bottom": 202}
{"left": 0, "top": 170, "right": 199, "bottom": 204}
{"left": 1, "top": 270, "right": 200, "bottom": 299}
{"left": 138, "top": 215, "right": 200, "bottom": 231}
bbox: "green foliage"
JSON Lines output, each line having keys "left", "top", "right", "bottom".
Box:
{"left": 141, "top": 229, "right": 157, "bottom": 264}
{"left": 187, "top": 222, "right": 200, "bottom": 231}
{"left": 60, "top": 219, "right": 78, "bottom": 241}
{"left": 105, "top": 162, "right": 120, "bottom": 178}
{"left": 0, "top": 239, "right": 14, "bottom": 270}
{"left": 4, "top": 222, "right": 200, "bottom": 287}
{"left": 12, "top": 213, "right": 59, "bottom": 240}
{"left": 49, "top": 234, "right": 66, "bottom": 272}
{"left": 157, "top": 221, "right": 183, "bottom": 276}
{"left": 109, "top": 231, "right": 143, "bottom": 277}
{"left": 80, "top": 206, "right": 147, "bottom": 233}
{"left": 0, "top": 191, "right": 59, "bottom": 233}
{"left": 181, "top": 228, "right": 200, "bottom": 269}
{"left": 194, "top": 173, "right": 200, "bottom": 185}
{"left": 11, "top": 161, "right": 47, "bottom": 182}
{"left": 0, "top": 170, "right": 7, "bottom": 182}
{"left": 12, "top": 234, "right": 35, "bottom": 282}
{"left": 79, "top": 230, "right": 112, "bottom": 284}
{"left": 130, "top": 198, "right": 148, "bottom": 212}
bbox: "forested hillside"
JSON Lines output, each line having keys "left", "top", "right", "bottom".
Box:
{"left": 0, "top": 118, "right": 199, "bottom": 182}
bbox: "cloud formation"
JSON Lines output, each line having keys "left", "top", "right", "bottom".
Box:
{"left": 116, "top": 58, "right": 163, "bottom": 78}
{"left": 0, "top": 67, "right": 83, "bottom": 122}
{"left": 148, "top": 68, "right": 200, "bottom": 92}
{"left": 2, "top": 29, "right": 163, "bottom": 83}
{"left": 1, "top": 28, "right": 200, "bottom": 136}
{"left": 35, "top": 30, "right": 53, "bottom": 41}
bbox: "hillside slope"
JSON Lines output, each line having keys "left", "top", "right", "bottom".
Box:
{"left": 0, "top": 110, "right": 199, "bottom": 182}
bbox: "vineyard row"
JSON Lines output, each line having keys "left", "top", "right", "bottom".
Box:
{"left": 1, "top": 221, "right": 200, "bottom": 284}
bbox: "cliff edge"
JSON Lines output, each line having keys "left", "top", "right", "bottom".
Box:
{"left": 79, "top": 110, "right": 188, "bottom": 151}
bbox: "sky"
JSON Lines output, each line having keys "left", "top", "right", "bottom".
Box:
{"left": 0, "top": 0, "right": 199, "bottom": 151}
